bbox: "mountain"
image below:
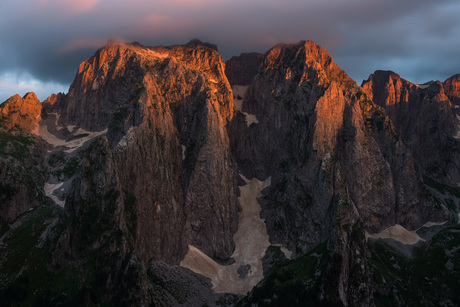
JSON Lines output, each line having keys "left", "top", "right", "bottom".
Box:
{"left": 0, "top": 39, "right": 459, "bottom": 306}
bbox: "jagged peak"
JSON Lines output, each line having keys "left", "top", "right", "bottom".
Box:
{"left": 364, "top": 70, "right": 446, "bottom": 90}
{"left": 23, "top": 92, "right": 39, "bottom": 101}
{"left": 1, "top": 92, "right": 40, "bottom": 107}
{"left": 362, "top": 70, "right": 418, "bottom": 91}
{"left": 263, "top": 40, "right": 355, "bottom": 88}
{"left": 185, "top": 38, "right": 218, "bottom": 51}
{"left": 444, "top": 73, "right": 460, "bottom": 83}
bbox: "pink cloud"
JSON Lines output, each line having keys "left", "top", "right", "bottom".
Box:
{"left": 55, "top": 39, "right": 108, "bottom": 54}
{"left": 38, "top": 0, "right": 99, "bottom": 14}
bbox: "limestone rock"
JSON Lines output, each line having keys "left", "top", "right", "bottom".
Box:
{"left": 54, "top": 40, "right": 239, "bottom": 265}
{"left": 444, "top": 74, "right": 460, "bottom": 107}
{"left": 225, "top": 52, "right": 264, "bottom": 86}
{"left": 0, "top": 92, "right": 42, "bottom": 135}
{"left": 0, "top": 133, "right": 47, "bottom": 222}
{"left": 362, "top": 70, "right": 460, "bottom": 185}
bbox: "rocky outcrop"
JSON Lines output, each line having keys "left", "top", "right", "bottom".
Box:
{"left": 0, "top": 93, "right": 47, "bottom": 222}
{"left": 42, "top": 92, "right": 66, "bottom": 115}
{"left": 229, "top": 41, "right": 448, "bottom": 304}
{"left": 0, "top": 133, "right": 47, "bottom": 222}
{"left": 225, "top": 52, "right": 264, "bottom": 86}
{"left": 362, "top": 70, "right": 460, "bottom": 185}
{"left": 53, "top": 41, "right": 239, "bottom": 266}
{"left": 231, "top": 41, "right": 442, "bottom": 237}
{"left": 0, "top": 92, "right": 42, "bottom": 135}
{"left": 444, "top": 74, "right": 460, "bottom": 107}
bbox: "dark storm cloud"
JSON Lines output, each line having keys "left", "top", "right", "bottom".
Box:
{"left": 1, "top": 0, "right": 460, "bottom": 101}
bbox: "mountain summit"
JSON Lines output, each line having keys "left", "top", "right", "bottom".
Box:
{"left": 0, "top": 40, "right": 459, "bottom": 306}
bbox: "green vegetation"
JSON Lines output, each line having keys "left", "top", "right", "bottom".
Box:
{"left": 369, "top": 223, "right": 460, "bottom": 306}
{"left": 53, "top": 156, "right": 80, "bottom": 180}
{"left": 0, "top": 132, "right": 36, "bottom": 160}
{"left": 238, "top": 242, "right": 330, "bottom": 306}
{"left": 0, "top": 204, "right": 80, "bottom": 306}
{"left": 47, "top": 150, "right": 66, "bottom": 167}
{"left": 423, "top": 175, "right": 460, "bottom": 198}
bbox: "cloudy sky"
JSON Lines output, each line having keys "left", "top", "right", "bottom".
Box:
{"left": 1, "top": 0, "right": 460, "bottom": 102}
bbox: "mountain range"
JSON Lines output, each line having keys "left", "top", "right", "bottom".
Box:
{"left": 0, "top": 39, "right": 459, "bottom": 306}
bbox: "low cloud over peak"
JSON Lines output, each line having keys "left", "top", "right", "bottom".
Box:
{"left": 1, "top": 0, "right": 460, "bottom": 101}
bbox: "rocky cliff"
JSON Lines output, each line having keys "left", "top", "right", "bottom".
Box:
{"left": 362, "top": 70, "right": 460, "bottom": 185}
{"left": 0, "top": 39, "right": 459, "bottom": 306}
{"left": 54, "top": 40, "right": 240, "bottom": 267}
{"left": 0, "top": 92, "right": 42, "bottom": 134}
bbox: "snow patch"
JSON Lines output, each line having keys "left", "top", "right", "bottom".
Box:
{"left": 180, "top": 174, "right": 271, "bottom": 294}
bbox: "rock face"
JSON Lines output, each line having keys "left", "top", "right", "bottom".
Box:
{"left": 0, "top": 93, "right": 47, "bottom": 223}
{"left": 0, "top": 92, "right": 42, "bottom": 134}
{"left": 0, "top": 40, "right": 459, "bottom": 306}
{"left": 225, "top": 52, "right": 264, "bottom": 86}
{"left": 444, "top": 74, "right": 460, "bottom": 107}
{"left": 227, "top": 41, "right": 448, "bottom": 304}
{"left": 0, "top": 134, "right": 46, "bottom": 222}
{"left": 54, "top": 41, "right": 239, "bottom": 267}
{"left": 362, "top": 70, "right": 460, "bottom": 184}
{"left": 230, "top": 42, "right": 444, "bottom": 240}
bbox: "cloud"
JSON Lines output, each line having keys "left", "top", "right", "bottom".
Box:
{"left": 38, "top": 0, "right": 100, "bottom": 14}
{"left": 0, "top": 71, "right": 68, "bottom": 103}
{"left": 56, "top": 39, "right": 109, "bottom": 54}
{"left": 1, "top": 0, "right": 460, "bottom": 96}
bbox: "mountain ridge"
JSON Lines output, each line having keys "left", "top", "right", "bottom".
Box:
{"left": 0, "top": 39, "right": 459, "bottom": 306}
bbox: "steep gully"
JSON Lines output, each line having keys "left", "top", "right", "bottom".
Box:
{"left": 173, "top": 84, "right": 290, "bottom": 293}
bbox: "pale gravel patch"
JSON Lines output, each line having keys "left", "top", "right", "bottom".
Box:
{"left": 44, "top": 182, "right": 65, "bottom": 207}
{"left": 180, "top": 174, "right": 271, "bottom": 294}
{"left": 422, "top": 221, "right": 448, "bottom": 228}
{"left": 366, "top": 224, "right": 425, "bottom": 245}
{"left": 182, "top": 145, "right": 186, "bottom": 160}
{"left": 38, "top": 122, "right": 107, "bottom": 153}
{"left": 366, "top": 221, "right": 450, "bottom": 245}
{"left": 272, "top": 244, "right": 293, "bottom": 259}
{"left": 418, "top": 84, "right": 430, "bottom": 89}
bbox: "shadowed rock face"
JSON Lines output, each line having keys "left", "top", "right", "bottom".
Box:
{"left": 225, "top": 52, "right": 264, "bottom": 86}
{"left": 230, "top": 41, "right": 445, "bottom": 242}
{"left": 362, "top": 70, "right": 460, "bottom": 185}
{"left": 53, "top": 41, "right": 239, "bottom": 265}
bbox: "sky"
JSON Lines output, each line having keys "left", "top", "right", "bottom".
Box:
{"left": 1, "top": 0, "right": 460, "bottom": 102}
